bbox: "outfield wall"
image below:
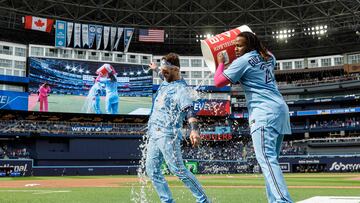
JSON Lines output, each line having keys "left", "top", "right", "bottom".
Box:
{"left": 34, "top": 138, "right": 142, "bottom": 160}
{"left": 1, "top": 155, "right": 359, "bottom": 176}
{"left": 32, "top": 165, "right": 138, "bottom": 176}
{"left": 193, "top": 156, "right": 360, "bottom": 174}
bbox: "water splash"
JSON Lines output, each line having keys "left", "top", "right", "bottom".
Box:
{"left": 81, "top": 82, "right": 102, "bottom": 114}
{"left": 131, "top": 128, "right": 150, "bottom": 203}
{"left": 194, "top": 72, "right": 213, "bottom": 99}
{"left": 182, "top": 73, "right": 241, "bottom": 175}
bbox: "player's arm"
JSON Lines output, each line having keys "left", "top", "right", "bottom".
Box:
{"left": 214, "top": 53, "right": 231, "bottom": 88}
{"left": 185, "top": 107, "right": 201, "bottom": 147}
{"left": 215, "top": 53, "right": 248, "bottom": 87}
{"left": 149, "top": 62, "right": 164, "bottom": 81}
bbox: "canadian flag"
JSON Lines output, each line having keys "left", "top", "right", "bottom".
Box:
{"left": 24, "top": 16, "right": 54, "bottom": 33}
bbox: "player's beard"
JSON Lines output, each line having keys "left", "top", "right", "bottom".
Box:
{"left": 235, "top": 51, "right": 242, "bottom": 58}
{"left": 162, "top": 69, "right": 177, "bottom": 82}
{"left": 164, "top": 72, "right": 175, "bottom": 82}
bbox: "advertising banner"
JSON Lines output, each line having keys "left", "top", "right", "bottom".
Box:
{"left": 279, "top": 156, "right": 360, "bottom": 172}
{"left": 0, "top": 90, "right": 28, "bottom": 111}
{"left": 200, "top": 126, "right": 232, "bottom": 141}
{"left": 193, "top": 99, "right": 231, "bottom": 116}
{"left": 71, "top": 126, "right": 113, "bottom": 132}
{"left": 0, "top": 159, "right": 33, "bottom": 176}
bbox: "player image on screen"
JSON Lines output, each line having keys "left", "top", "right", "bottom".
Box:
{"left": 96, "top": 64, "right": 120, "bottom": 114}
{"left": 82, "top": 77, "right": 102, "bottom": 114}
{"left": 28, "top": 57, "right": 152, "bottom": 115}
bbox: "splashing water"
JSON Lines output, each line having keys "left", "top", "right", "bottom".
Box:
{"left": 194, "top": 72, "right": 213, "bottom": 99}
{"left": 130, "top": 129, "right": 150, "bottom": 203}
{"left": 81, "top": 82, "right": 102, "bottom": 114}
{"left": 184, "top": 72, "right": 241, "bottom": 175}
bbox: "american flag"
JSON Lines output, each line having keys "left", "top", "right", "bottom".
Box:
{"left": 139, "top": 29, "right": 165, "bottom": 42}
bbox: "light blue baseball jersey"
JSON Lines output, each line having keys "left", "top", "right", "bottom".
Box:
{"left": 99, "top": 78, "right": 119, "bottom": 104}
{"left": 223, "top": 50, "right": 291, "bottom": 135}
{"left": 148, "top": 79, "right": 195, "bottom": 138}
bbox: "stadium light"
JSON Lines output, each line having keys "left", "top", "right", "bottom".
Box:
{"left": 129, "top": 72, "right": 134, "bottom": 75}
{"left": 137, "top": 71, "right": 141, "bottom": 75}
{"left": 65, "top": 65, "right": 71, "bottom": 70}
{"left": 85, "top": 70, "right": 90, "bottom": 74}
{"left": 79, "top": 69, "right": 84, "bottom": 73}
{"left": 304, "top": 25, "right": 328, "bottom": 37}
{"left": 71, "top": 67, "right": 77, "bottom": 72}
{"left": 273, "top": 28, "right": 295, "bottom": 40}
{"left": 123, "top": 72, "right": 127, "bottom": 76}
{"left": 196, "top": 33, "right": 214, "bottom": 41}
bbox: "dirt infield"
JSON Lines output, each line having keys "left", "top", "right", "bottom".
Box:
{"left": 1, "top": 177, "right": 360, "bottom": 189}
{"left": 0, "top": 178, "right": 138, "bottom": 188}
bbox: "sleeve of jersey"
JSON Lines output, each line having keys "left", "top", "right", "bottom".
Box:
{"left": 223, "top": 57, "right": 248, "bottom": 84}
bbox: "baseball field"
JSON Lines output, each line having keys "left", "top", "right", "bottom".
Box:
{"left": 0, "top": 173, "right": 359, "bottom": 203}
{"left": 28, "top": 94, "right": 152, "bottom": 115}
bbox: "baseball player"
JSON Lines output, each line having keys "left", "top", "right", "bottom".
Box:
{"left": 214, "top": 32, "right": 293, "bottom": 203}
{"left": 87, "top": 81, "right": 102, "bottom": 114}
{"left": 146, "top": 53, "right": 210, "bottom": 203}
{"left": 97, "top": 64, "right": 119, "bottom": 114}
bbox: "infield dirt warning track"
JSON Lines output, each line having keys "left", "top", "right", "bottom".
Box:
{"left": 0, "top": 175, "right": 359, "bottom": 189}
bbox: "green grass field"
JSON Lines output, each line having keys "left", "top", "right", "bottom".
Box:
{"left": 28, "top": 94, "right": 152, "bottom": 114}
{"left": 0, "top": 173, "right": 359, "bottom": 203}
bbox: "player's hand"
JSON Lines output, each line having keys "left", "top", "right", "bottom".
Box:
{"left": 148, "top": 62, "right": 158, "bottom": 70}
{"left": 190, "top": 131, "right": 201, "bottom": 148}
{"left": 217, "top": 52, "right": 225, "bottom": 64}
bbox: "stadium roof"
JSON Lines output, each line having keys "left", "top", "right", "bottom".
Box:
{"left": 0, "top": 0, "right": 359, "bottom": 59}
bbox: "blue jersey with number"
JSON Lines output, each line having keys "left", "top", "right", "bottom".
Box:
{"left": 223, "top": 50, "right": 291, "bottom": 134}
{"left": 148, "top": 79, "right": 195, "bottom": 138}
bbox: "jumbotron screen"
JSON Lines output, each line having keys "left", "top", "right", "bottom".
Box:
{"left": 28, "top": 57, "right": 153, "bottom": 115}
